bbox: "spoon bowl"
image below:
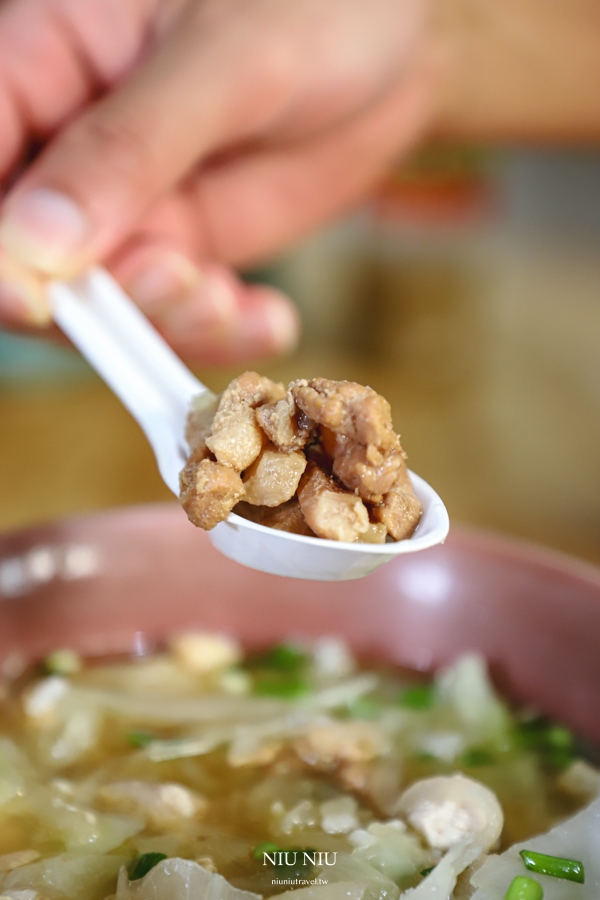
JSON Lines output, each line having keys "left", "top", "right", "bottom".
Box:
{"left": 211, "top": 470, "right": 448, "bottom": 579}
{"left": 50, "top": 268, "right": 449, "bottom": 581}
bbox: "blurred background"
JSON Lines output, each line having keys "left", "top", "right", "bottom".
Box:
{"left": 1, "top": 145, "right": 599, "bottom": 563}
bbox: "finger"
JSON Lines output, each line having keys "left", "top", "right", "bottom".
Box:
{"left": 0, "top": 0, "right": 298, "bottom": 277}
{"left": 0, "top": 235, "right": 299, "bottom": 365}
{"left": 0, "top": 0, "right": 159, "bottom": 178}
{"left": 108, "top": 243, "right": 299, "bottom": 364}
{"left": 0, "top": 248, "right": 50, "bottom": 326}
{"left": 189, "top": 55, "right": 437, "bottom": 267}
{"left": 109, "top": 51, "right": 436, "bottom": 270}
{"left": 146, "top": 265, "right": 301, "bottom": 367}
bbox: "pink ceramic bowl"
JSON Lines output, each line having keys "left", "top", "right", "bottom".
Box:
{"left": 1, "top": 503, "right": 600, "bottom": 743}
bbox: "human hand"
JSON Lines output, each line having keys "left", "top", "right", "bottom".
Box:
{"left": 0, "top": 0, "right": 434, "bottom": 365}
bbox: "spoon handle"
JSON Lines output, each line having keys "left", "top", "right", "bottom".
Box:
{"left": 49, "top": 267, "right": 212, "bottom": 493}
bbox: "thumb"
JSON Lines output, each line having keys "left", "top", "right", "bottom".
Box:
{"left": 0, "top": 1, "right": 291, "bottom": 277}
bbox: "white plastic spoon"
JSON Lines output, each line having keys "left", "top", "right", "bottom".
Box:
{"left": 49, "top": 267, "right": 449, "bottom": 580}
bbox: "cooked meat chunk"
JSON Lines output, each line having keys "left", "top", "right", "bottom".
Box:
{"left": 181, "top": 372, "right": 420, "bottom": 542}
{"left": 169, "top": 632, "right": 241, "bottom": 673}
{"left": 256, "top": 393, "right": 315, "bottom": 452}
{"left": 339, "top": 758, "right": 402, "bottom": 815}
{"left": 205, "top": 372, "right": 285, "bottom": 470}
{"left": 97, "top": 780, "right": 206, "bottom": 828}
{"left": 180, "top": 458, "right": 245, "bottom": 530}
{"left": 297, "top": 462, "right": 369, "bottom": 542}
{"left": 331, "top": 435, "right": 404, "bottom": 503}
{"left": 291, "top": 378, "right": 395, "bottom": 451}
{"left": 243, "top": 444, "right": 307, "bottom": 507}
{"left": 372, "top": 465, "right": 421, "bottom": 540}
{"left": 294, "top": 721, "right": 390, "bottom": 768}
{"left": 261, "top": 500, "right": 314, "bottom": 535}
{"left": 235, "top": 500, "right": 315, "bottom": 536}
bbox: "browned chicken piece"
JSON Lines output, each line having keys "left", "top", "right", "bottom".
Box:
{"left": 180, "top": 458, "right": 245, "bottom": 530}
{"left": 181, "top": 371, "right": 419, "bottom": 542}
{"left": 256, "top": 391, "right": 315, "bottom": 452}
{"left": 294, "top": 721, "right": 390, "bottom": 769}
{"left": 261, "top": 500, "right": 314, "bottom": 535}
{"left": 235, "top": 500, "right": 315, "bottom": 536}
{"left": 339, "top": 758, "right": 402, "bottom": 816}
{"left": 372, "top": 464, "right": 421, "bottom": 540}
{"left": 297, "top": 462, "right": 369, "bottom": 542}
{"left": 291, "top": 378, "right": 395, "bottom": 451}
{"left": 331, "top": 434, "right": 404, "bottom": 503}
{"left": 243, "top": 444, "right": 307, "bottom": 507}
{"left": 205, "top": 372, "right": 285, "bottom": 470}
{"left": 185, "top": 392, "right": 220, "bottom": 451}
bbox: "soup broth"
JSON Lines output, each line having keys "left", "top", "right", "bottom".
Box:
{"left": 0, "top": 636, "right": 596, "bottom": 900}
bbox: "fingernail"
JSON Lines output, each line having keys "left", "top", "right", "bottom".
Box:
{"left": 222, "top": 290, "right": 299, "bottom": 360}
{"left": 259, "top": 292, "right": 300, "bottom": 354}
{"left": 0, "top": 279, "right": 50, "bottom": 326}
{"left": 0, "top": 253, "right": 51, "bottom": 325}
{"left": 125, "top": 251, "right": 200, "bottom": 314}
{"left": 0, "top": 188, "right": 91, "bottom": 276}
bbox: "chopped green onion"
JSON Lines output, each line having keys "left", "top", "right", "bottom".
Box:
{"left": 128, "top": 852, "right": 168, "bottom": 880}
{"left": 546, "top": 747, "right": 576, "bottom": 770}
{"left": 398, "top": 683, "right": 435, "bottom": 710}
{"left": 253, "top": 674, "right": 310, "bottom": 699}
{"left": 462, "top": 748, "right": 495, "bottom": 767}
{"left": 247, "top": 643, "right": 307, "bottom": 672}
{"left": 43, "top": 649, "right": 81, "bottom": 676}
{"left": 504, "top": 875, "right": 544, "bottom": 900}
{"left": 252, "top": 842, "right": 280, "bottom": 860}
{"left": 517, "top": 719, "right": 575, "bottom": 769}
{"left": 546, "top": 726, "right": 573, "bottom": 749}
{"left": 127, "top": 730, "right": 157, "bottom": 748}
{"left": 421, "top": 866, "right": 436, "bottom": 877}
{"left": 520, "top": 850, "right": 584, "bottom": 884}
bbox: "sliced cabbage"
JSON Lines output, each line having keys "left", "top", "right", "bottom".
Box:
{"left": 401, "top": 841, "right": 482, "bottom": 900}
{"left": 436, "top": 656, "right": 510, "bottom": 747}
{"left": 304, "top": 676, "right": 379, "bottom": 712}
{"left": 22, "top": 785, "right": 143, "bottom": 853}
{"left": 0, "top": 850, "right": 41, "bottom": 873}
{"left": 471, "top": 794, "right": 600, "bottom": 899}
{"left": 350, "top": 822, "right": 433, "bottom": 885}
{"left": 317, "top": 852, "right": 400, "bottom": 900}
{"left": 69, "top": 687, "right": 285, "bottom": 726}
{"left": 1, "top": 890, "right": 41, "bottom": 900}
{"left": 0, "top": 739, "right": 29, "bottom": 806}
{"left": 275, "top": 882, "right": 365, "bottom": 900}
{"left": 2, "top": 852, "right": 126, "bottom": 900}
{"left": 279, "top": 799, "right": 318, "bottom": 834}
{"left": 96, "top": 780, "right": 205, "bottom": 829}
{"left": 24, "top": 679, "right": 102, "bottom": 768}
{"left": 556, "top": 760, "right": 600, "bottom": 799}
{"left": 115, "top": 857, "right": 262, "bottom": 900}
{"left": 312, "top": 638, "right": 356, "bottom": 680}
{"left": 320, "top": 797, "right": 360, "bottom": 834}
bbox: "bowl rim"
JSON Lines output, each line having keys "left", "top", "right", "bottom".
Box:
{"left": 1, "top": 501, "right": 598, "bottom": 588}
